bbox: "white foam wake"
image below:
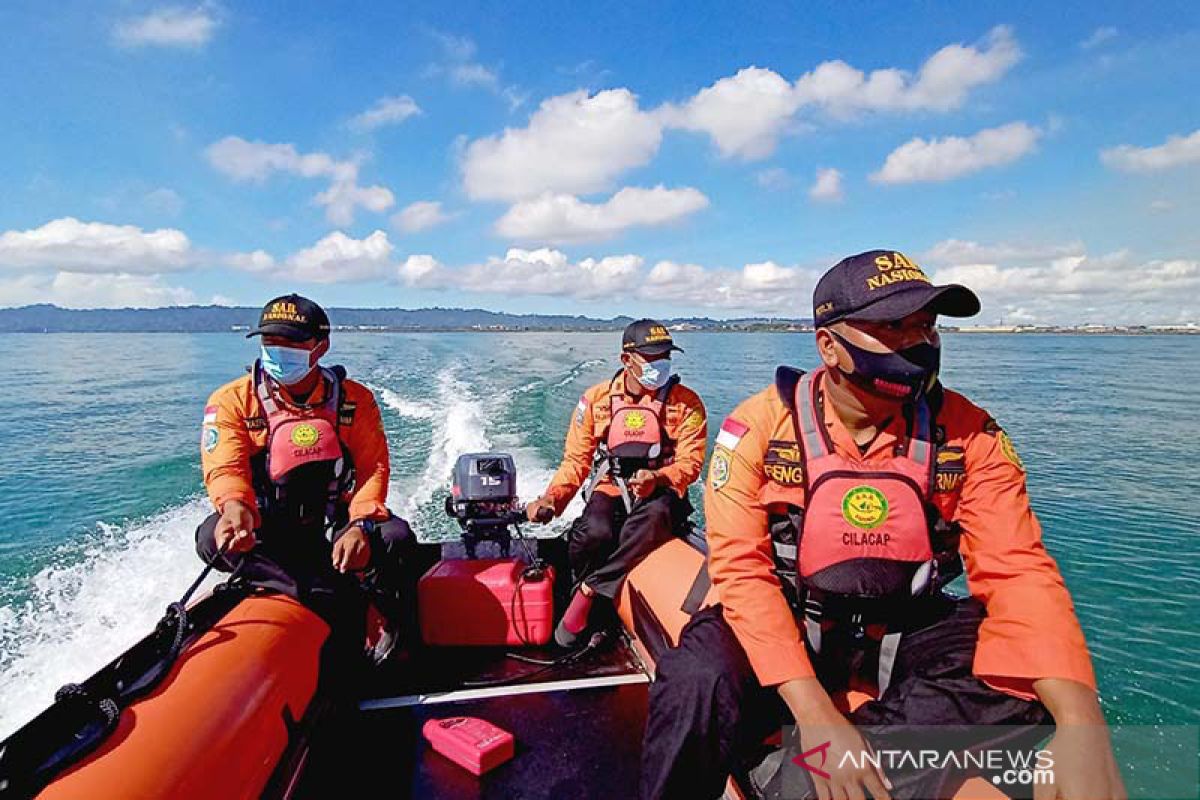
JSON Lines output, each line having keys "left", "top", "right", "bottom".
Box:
{"left": 0, "top": 497, "right": 215, "bottom": 740}
{"left": 376, "top": 386, "right": 437, "bottom": 419}
{"left": 397, "top": 370, "right": 494, "bottom": 517}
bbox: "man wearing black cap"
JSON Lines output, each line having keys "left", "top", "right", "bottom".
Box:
{"left": 641, "top": 252, "right": 1124, "bottom": 799}
{"left": 196, "top": 294, "right": 430, "bottom": 664}
{"left": 527, "top": 319, "right": 708, "bottom": 647}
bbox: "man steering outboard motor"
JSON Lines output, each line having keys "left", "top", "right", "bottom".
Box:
{"left": 525, "top": 320, "right": 709, "bottom": 647}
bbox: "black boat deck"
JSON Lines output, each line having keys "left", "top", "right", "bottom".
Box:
{"left": 295, "top": 634, "right": 652, "bottom": 799}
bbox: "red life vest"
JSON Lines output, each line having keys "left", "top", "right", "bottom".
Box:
{"left": 251, "top": 363, "right": 354, "bottom": 529}
{"left": 792, "top": 368, "right": 938, "bottom": 599}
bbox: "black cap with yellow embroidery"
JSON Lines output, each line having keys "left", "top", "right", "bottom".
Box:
{"left": 622, "top": 318, "right": 684, "bottom": 356}
{"left": 246, "top": 294, "right": 331, "bottom": 341}
{"left": 812, "top": 249, "right": 980, "bottom": 328}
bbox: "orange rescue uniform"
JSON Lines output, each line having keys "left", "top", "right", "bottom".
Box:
{"left": 201, "top": 373, "right": 391, "bottom": 528}
{"left": 705, "top": 372, "right": 1095, "bottom": 700}
{"left": 544, "top": 373, "right": 708, "bottom": 514}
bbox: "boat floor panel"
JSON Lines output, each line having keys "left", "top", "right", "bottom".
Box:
{"left": 297, "top": 682, "right": 649, "bottom": 799}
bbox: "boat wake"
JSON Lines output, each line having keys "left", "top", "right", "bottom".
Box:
{"left": 0, "top": 497, "right": 216, "bottom": 740}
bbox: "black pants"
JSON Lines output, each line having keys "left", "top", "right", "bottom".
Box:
{"left": 641, "top": 598, "right": 1052, "bottom": 800}
{"left": 569, "top": 489, "right": 687, "bottom": 600}
{"left": 195, "top": 512, "right": 432, "bottom": 655}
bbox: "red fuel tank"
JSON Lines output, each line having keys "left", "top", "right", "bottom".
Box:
{"left": 419, "top": 558, "right": 555, "bottom": 646}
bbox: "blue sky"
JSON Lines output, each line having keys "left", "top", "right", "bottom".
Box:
{"left": 0, "top": 0, "right": 1197, "bottom": 323}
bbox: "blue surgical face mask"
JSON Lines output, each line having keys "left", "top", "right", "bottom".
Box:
{"left": 260, "top": 344, "right": 316, "bottom": 385}
{"left": 635, "top": 357, "right": 672, "bottom": 391}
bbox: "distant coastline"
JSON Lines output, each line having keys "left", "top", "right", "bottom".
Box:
{"left": 0, "top": 304, "right": 1195, "bottom": 335}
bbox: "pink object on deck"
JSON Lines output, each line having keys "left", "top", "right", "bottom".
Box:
{"left": 422, "top": 717, "right": 515, "bottom": 776}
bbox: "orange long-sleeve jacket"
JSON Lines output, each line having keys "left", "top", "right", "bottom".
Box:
{"left": 705, "top": 368, "right": 1095, "bottom": 700}
{"left": 201, "top": 372, "right": 391, "bottom": 528}
{"left": 544, "top": 373, "right": 708, "bottom": 515}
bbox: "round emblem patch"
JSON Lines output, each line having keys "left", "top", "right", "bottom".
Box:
{"left": 998, "top": 431, "right": 1024, "bottom": 471}
{"left": 710, "top": 449, "right": 731, "bottom": 490}
{"left": 202, "top": 426, "right": 219, "bottom": 453}
{"left": 625, "top": 411, "right": 647, "bottom": 431}
{"left": 290, "top": 423, "right": 320, "bottom": 447}
{"left": 842, "top": 486, "right": 888, "bottom": 530}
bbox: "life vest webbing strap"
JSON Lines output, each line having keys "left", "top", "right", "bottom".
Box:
{"left": 795, "top": 372, "right": 830, "bottom": 459}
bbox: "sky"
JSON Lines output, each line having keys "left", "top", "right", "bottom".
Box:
{"left": 0, "top": 0, "right": 1198, "bottom": 324}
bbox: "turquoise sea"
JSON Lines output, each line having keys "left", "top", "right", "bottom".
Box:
{"left": 1, "top": 331, "right": 1198, "bottom": 755}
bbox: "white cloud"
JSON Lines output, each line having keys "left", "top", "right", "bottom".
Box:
{"left": 494, "top": 186, "right": 709, "bottom": 244}
{"left": 1150, "top": 200, "right": 1174, "bottom": 213}
{"left": 1100, "top": 129, "right": 1200, "bottom": 173}
{"left": 0, "top": 218, "right": 192, "bottom": 273}
{"left": 0, "top": 272, "right": 195, "bottom": 308}
{"left": 661, "top": 67, "right": 802, "bottom": 160}
{"left": 809, "top": 168, "right": 844, "bottom": 202}
{"left": 348, "top": 95, "right": 421, "bottom": 132}
{"left": 1080, "top": 27, "right": 1118, "bottom": 50}
{"left": 113, "top": 5, "right": 220, "bottom": 49}
{"left": 144, "top": 187, "right": 184, "bottom": 216}
{"left": 397, "top": 254, "right": 449, "bottom": 288}
{"left": 756, "top": 168, "right": 794, "bottom": 191}
{"left": 205, "top": 136, "right": 393, "bottom": 224}
{"left": 924, "top": 239, "right": 1200, "bottom": 324}
{"left": 392, "top": 201, "right": 455, "bottom": 234}
{"left": 461, "top": 249, "right": 644, "bottom": 299}
{"left": 224, "top": 249, "right": 275, "bottom": 273}
{"left": 283, "top": 231, "right": 394, "bottom": 284}
{"left": 645, "top": 259, "right": 818, "bottom": 312}
{"left": 795, "top": 26, "right": 1021, "bottom": 117}
{"left": 924, "top": 239, "right": 1086, "bottom": 266}
{"left": 426, "top": 31, "right": 526, "bottom": 111}
{"left": 871, "top": 122, "right": 1041, "bottom": 184}
{"left": 461, "top": 89, "right": 663, "bottom": 201}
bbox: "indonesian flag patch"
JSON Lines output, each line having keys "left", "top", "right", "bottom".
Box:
{"left": 203, "top": 405, "right": 218, "bottom": 425}
{"left": 715, "top": 418, "right": 749, "bottom": 451}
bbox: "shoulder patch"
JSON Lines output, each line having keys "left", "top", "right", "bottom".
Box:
{"left": 245, "top": 416, "right": 268, "bottom": 431}
{"left": 709, "top": 447, "right": 732, "bottom": 491}
{"left": 982, "top": 417, "right": 1003, "bottom": 436}
{"left": 764, "top": 440, "right": 805, "bottom": 486}
{"left": 715, "top": 418, "right": 749, "bottom": 451}
{"left": 998, "top": 430, "right": 1025, "bottom": 471}
{"left": 339, "top": 401, "right": 357, "bottom": 426}
{"left": 202, "top": 426, "right": 219, "bottom": 453}
{"left": 203, "top": 405, "right": 218, "bottom": 425}
{"left": 574, "top": 396, "right": 589, "bottom": 426}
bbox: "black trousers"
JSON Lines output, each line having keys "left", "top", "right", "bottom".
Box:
{"left": 195, "top": 512, "right": 433, "bottom": 655}
{"left": 569, "top": 489, "right": 687, "bottom": 600}
{"left": 641, "top": 597, "right": 1052, "bottom": 800}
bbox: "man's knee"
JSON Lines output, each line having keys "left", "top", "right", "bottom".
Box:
{"left": 654, "top": 607, "right": 750, "bottom": 705}
{"left": 195, "top": 511, "right": 220, "bottom": 558}
{"left": 375, "top": 515, "right": 415, "bottom": 548}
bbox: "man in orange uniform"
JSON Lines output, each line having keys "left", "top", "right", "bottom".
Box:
{"left": 198, "top": 294, "right": 428, "bottom": 662}
{"left": 641, "top": 252, "right": 1125, "bottom": 799}
{"left": 527, "top": 320, "right": 708, "bottom": 646}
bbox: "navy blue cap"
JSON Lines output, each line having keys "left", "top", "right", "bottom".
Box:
{"left": 622, "top": 319, "right": 683, "bottom": 356}
{"left": 812, "top": 250, "right": 980, "bottom": 327}
{"left": 246, "top": 294, "right": 331, "bottom": 341}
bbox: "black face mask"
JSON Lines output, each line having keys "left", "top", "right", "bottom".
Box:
{"left": 830, "top": 330, "right": 941, "bottom": 401}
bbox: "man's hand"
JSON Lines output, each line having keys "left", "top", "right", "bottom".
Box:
{"left": 526, "top": 497, "right": 555, "bottom": 524}
{"left": 780, "top": 678, "right": 892, "bottom": 800}
{"left": 1034, "top": 678, "right": 1127, "bottom": 800}
{"left": 332, "top": 525, "right": 372, "bottom": 573}
{"left": 628, "top": 469, "right": 661, "bottom": 499}
{"left": 214, "top": 499, "right": 257, "bottom": 553}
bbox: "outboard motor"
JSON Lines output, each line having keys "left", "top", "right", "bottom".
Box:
{"left": 444, "top": 453, "right": 521, "bottom": 558}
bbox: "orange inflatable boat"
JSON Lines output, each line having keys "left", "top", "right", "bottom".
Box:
{"left": 1, "top": 526, "right": 1004, "bottom": 799}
